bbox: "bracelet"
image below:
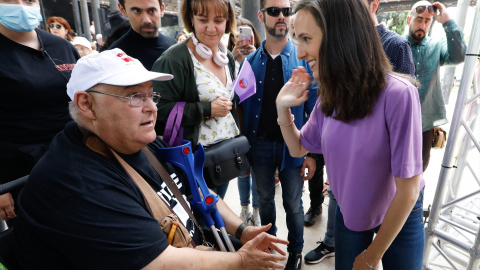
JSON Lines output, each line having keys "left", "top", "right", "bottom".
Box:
{"left": 362, "top": 250, "right": 379, "bottom": 269}
{"left": 277, "top": 114, "right": 295, "bottom": 127}
{"left": 235, "top": 223, "right": 248, "bottom": 240}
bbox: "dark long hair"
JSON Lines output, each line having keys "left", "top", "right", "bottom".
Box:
{"left": 294, "top": 0, "right": 392, "bottom": 123}
{"left": 227, "top": 17, "right": 262, "bottom": 51}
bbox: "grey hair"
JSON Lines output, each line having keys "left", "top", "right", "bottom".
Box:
{"left": 69, "top": 101, "right": 80, "bottom": 123}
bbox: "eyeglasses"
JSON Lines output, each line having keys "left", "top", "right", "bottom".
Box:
{"left": 86, "top": 89, "right": 161, "bottom": 107}
{"left": 415, "top": 5, "right": 437, "bottom": 15}
{"left": 48, "top": 23, "right": 63, "bottom": 30}
{"left": 261, "top": 7, "right": 292, "bottom": 17}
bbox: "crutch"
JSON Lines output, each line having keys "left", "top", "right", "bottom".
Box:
{"left": 156, "top": 140, "right": 235, "bottom": 252}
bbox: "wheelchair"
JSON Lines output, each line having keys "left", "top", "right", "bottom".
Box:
{"left": 0, "top": 176, "right": 28, "bottom": 270}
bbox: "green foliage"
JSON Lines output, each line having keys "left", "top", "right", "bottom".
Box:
{"left": 377, "top": 11, "right": 409, "bottom": 35}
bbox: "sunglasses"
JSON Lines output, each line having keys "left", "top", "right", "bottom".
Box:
{"left": 48, "top": 23, "right": 63, "bottom": 30}
{"left": 415, "top": 5, "right": 438, "bottom": 15}
{"left": 261, "top": 7, "right": 292, "bottom": 17}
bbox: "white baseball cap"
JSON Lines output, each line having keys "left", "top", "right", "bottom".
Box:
{"left": 71, "top": 36, "right": 93, "bottom": 51}
{"left": 66, "top": 48, "right": 173, "bottom": 100}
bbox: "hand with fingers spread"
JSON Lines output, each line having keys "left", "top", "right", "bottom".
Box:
{"left": 237, "top": 232, "right": 289, "bottom": 270}
{"left": 211, "top": 96, "right": 233, "bottom": 117}
{"left": 0, "top": 193, "right": 16, "bottom": 220}
{"left": 276, "top": 67, "right": 311, "bottom": 110}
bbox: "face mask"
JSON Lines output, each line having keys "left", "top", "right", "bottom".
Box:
{"left": 0, "top": 3, "right": 43, "bottom": 32}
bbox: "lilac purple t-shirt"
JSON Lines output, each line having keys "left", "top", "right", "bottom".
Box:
{"left": 300, "top": 74, "right": 425, "bottom": 231}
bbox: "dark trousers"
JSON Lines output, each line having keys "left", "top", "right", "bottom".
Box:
{"left": 308, "top": 154, "right": 325, "bottom": 210}
{"left": 422, "top": 129, "right": 434, "bottom": 172}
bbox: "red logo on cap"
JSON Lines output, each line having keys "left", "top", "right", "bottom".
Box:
{"left": 116, "top": 52, "right": 134, "bottom": 63}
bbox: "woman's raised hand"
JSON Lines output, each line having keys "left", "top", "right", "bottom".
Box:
{"left": 276, "top": 67, "right": 311, "bottom": 110}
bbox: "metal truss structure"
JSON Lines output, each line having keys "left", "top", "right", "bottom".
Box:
{"left": 423, "top": 2, "right": 480, "bottom": 269}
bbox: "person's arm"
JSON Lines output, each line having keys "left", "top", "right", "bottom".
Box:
{"left": 390, "top": 40, "right": 416, "bottom": 77}
{"left": 143, "top": 232, "right": 288, "bottom": 270}
{"left": 276, "top": 67, "right": 311, "bottom": 157}
{"left": 353, "top": 175, "right": 421, "bottom": 269}
{"left": 0, "top": 193, "right": 16, "bottom": 220}
{"left": 433, "top": 2, "right": 467, "bottom": 66}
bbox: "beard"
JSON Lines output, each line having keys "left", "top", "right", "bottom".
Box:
{"left": 264, "top": 19, "right": 289, "bottom": 38}
{"left": 409, "top": 28, "right": 426, "bottom": 43}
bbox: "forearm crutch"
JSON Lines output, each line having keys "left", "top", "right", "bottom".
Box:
{"left": 156, "top": 141, "right": 235, "bottom": 252}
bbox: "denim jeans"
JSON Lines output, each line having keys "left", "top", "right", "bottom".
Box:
{"left": 211, "top": 182, "right": 229, "bottom": 200}
{"left": 335, "top": 189, "right": 425, "bottom": 270}
{"left": 322, "top": 187, "right": 336, "bottom": 247}
{"left": 237, "top": 171, "right": 259, "bottom": 208}
{"left": 248, "top": 140, "right": 304, "bottom": 253}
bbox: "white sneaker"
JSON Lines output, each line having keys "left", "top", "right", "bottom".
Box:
{"left": 239, "top": 205, "right": 252, "bottom": 222}
{"left": 252, "top": 207, "right": 261, "bottom": 226}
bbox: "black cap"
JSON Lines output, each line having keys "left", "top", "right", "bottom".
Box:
{"left": 102, "top": 11, "right": 129, "bottom": 37}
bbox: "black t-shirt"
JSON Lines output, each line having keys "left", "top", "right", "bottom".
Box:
{"left": 0, "top": 29, "right": 79, "bottom": 147}
{"left": 110, "top": 28, "right": 175, "bottom": 70}
{"left": 257, "top": 52, "right": 284, "bottom": 141}
{"left": 14, "top": 122, "right": 198, "bottom": 269}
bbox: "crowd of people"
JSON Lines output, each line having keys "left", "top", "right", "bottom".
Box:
{"left": 0, "top": 0, "right": 467, "bottom": 269}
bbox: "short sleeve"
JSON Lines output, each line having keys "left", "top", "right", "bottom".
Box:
{"left": 300, "top": 98, "right": 323, "bottom": 154}
{"left": 385, "top": 80, "right": 423, "bottom": 178}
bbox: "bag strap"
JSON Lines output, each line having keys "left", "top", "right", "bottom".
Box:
{"left": 141, "top": 147, "right": 205, "bottom": 238}
{"left": 108, "top": 148, "right": 173, "bottom": 222}
{"left": 164, "top": 102, "right": 186, "bottom": 147}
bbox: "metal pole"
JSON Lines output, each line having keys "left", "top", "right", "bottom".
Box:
{"left": 39, "top": 0, "right": 47, "bottom": 29}
{"left": 242, "top": 0, "right": 265, "bottom": 41}
{"left": 91, "top": 0, "right": 102, "bottom": 39}
{"left": 79, "top": 0, "right": 92, "bottom": 41}
{"left": 72, "top": 0, "right": 83, "bottom": 36}
{"left": 442, "top": 0, "right": 470, "bottom": 104}
{"left": 177, "top": 0, "right": 183, "bottom": 33}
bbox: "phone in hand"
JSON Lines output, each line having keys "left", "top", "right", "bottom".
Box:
{"left": 239, "top": 26, "right": 252, "bottom": 45}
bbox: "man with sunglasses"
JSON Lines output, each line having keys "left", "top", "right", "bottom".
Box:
{"left": 239, "top": 0, "right": 318, "bottom": 269}
{"left": 406, "top": 1, "right": 466, "bottom": 172}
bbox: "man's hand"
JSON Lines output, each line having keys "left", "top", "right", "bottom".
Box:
{"left": 433, "top": 2, "right": 451, "bottom": 24}
{"left": 0, "top": 193, "right": 16, "bottom": 220}
{"left": 211, "top": 97, "right": 233, "bottom": 117}
{"left": 240, "top": 223, "right": 273, "bottom": 244}
{"left": 237, "top": 232, "right": 289, "bottom": 269}
{"left": 301, "top": 156, "right": 316, "bottom": 181}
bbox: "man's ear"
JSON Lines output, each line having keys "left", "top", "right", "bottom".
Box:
{"left": 160, "top": 3, "right": 165, "bottom": 18}
{"left": 75, "top": 92, "right": 96, "bottom": 120}
{"left": 407, "top": 15, "right": 412, "bottom": 25}
{"left": 118, "top": 2, "right": 127, "bottom": 17}
{"left": 258, "top": 10, "right": 263, "bottom": 24}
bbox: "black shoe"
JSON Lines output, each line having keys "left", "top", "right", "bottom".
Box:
{"left": 304, "top": 206, "right": 322, "bottom": 226}
{"left": 304, "top": 241, "right": 335, "bottom": 264}
{"left": 285, "top": 252, "right": 302, "bottom": 270}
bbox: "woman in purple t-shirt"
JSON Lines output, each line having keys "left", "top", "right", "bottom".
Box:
{"left": 275, "top": 0, "right": 425, "bottom": 269}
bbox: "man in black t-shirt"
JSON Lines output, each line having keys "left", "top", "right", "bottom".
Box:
{"left": 14, "top": 49, "right": 288, "bottom": 270}
{"left": 109, "top": 0, "right": 175, "bottom": 70}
